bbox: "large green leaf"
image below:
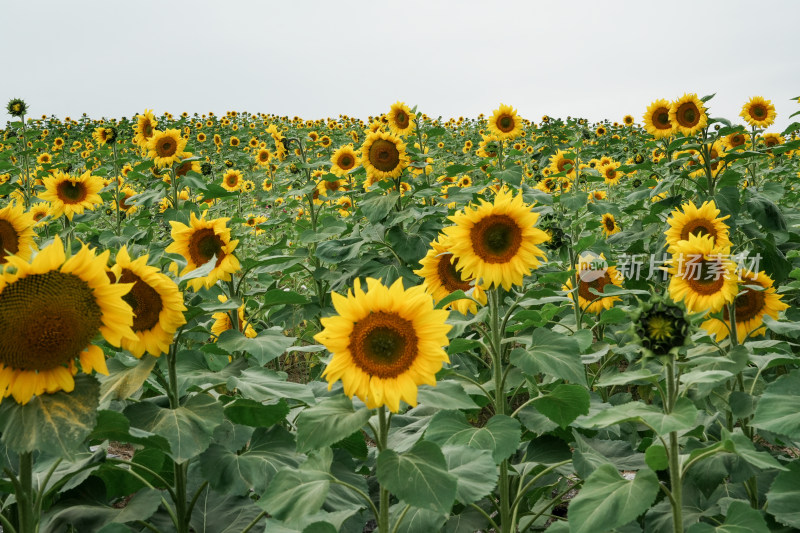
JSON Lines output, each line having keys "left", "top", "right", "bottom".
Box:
{"left": 189, "top": 484, "right": 264, "bottom": 533}
{"left": 124, "top": 394, "right": 223, "bottom": 463}
{"left": 216, "top": 329, "right": 296, "bottom": 365}
{"left": 442, "top": 445, "right": 498, "bottom": 504}
{"left": 360, "top": 190, "right": 400, "bottom": 223}
{"left": 424, "top": 411, "right": 521, "bottom": 463}
{"left": 510, "top": 328, "right": 587, "bottom": 386}
{"left": 567, "top": 464, "right": 659, "bottom": 533}
{"left": 41, "top": 488, "right": 161, "bottom": 533}
{"left": 88, "top": 410, "right": 170, "bottom": 451}
{"left": 752, "top": 370, "right": 800, "bottom": 440}
{"left": 199, "top": 426, "right": 300, "bottom": 495}
{"left": 687, "top": 500, "right": 769, "bottom": 533}
{"left": 227, "top": 366, "right": 316, "bottom": 405}
{"left": 0, "top": 375, "right": 99, "bottom": 458}
{"left": 223, "top": 397, "right": 289, "bottom": 427}
{"left": 295, "top": 395, "right": 371, "bottom": 452}
{"left": 258, "top": 468, "right": 330, "bottom": 523}
{"left": 98, "top": 354, "right": 158, "bottom": 406}
{"left": 532, "top": 384, "right": 590, "bottom": 428}
{"left": 766, "top": 460, "right": 800, "bottom": 528}
{"left": 377, "top": 440, "right": 457, "bottom": 514}
{"left": 417, "top": 380, "right": 479, "bottom": 409}
{"left": 577, "top": 398, "right": 698, "bottom": 435}
{"left": 390, "top": 503, "right": 448, "bottom": 533}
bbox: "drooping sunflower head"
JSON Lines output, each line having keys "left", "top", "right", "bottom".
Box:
{"left": 643, "top": 99, "right": 676, "bottom": 138}
{"left": 314, "top": 278, "right": 452, "bottom": 412}
{"left": 442, "top": 187, "right": 549, "bottom": 290}
{"left": 633, "top": 298, "right": 692, "bottom": 359}
{"left": 330, "top": 144, "right": 360, "bottom": 177}
{"left": 414, "top": 237, "right": 487, "bottom": 315}
{"left": 740, "top": 96, "right": 776, "bottom": 128}
{"left": 0, "top": 236, "right": 137, "bottom": 404}
{"left": 0, "top": 203, "right": 37, "bottom": 264}
{"left": 360, "top": 131, "right": 409, "bottom": 181}
{"left": 146, "top": 129, "right": 188, "bottom": 168}
{"left": 601, "top": 213, "right": 620, "bottom": 238}
{"left": 666, "top": 233, "right": 738, "bottom": 314}
{"left": 38, "top": 169, "right": 104, "bottom": 221}
{"left": 665, "top": 200, "right": 731, "bottom": 248}
{"left": 669, "top": 94, "right": 708, "bottom": 137}
{"left": 488, "top": 104, "right": 523, "bottom": 140}
{"left": 386, "top": 102, "right": 415, "bottom": 136}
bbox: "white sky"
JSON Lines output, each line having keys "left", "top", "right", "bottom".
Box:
{"left": 3, "top": 0, "right": 800, "bottom": 132}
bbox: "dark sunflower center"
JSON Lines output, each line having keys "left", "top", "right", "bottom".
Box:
{"left": 655, "top": 108, "right": 671, "bottom": 128}
{"left": 604, "top": 217, "right": 616, "bottom": 231}
{"left": 119, "top": 269, "right": 163, "bottom": 332}
{"left": 680, "top": 220, "right": 714, "bottom": 241}
{"left": 751, "top": 104, "right": 767, "bottom": 119}
{"left": 498, "top": 115, "right": 514, "bottom": 132}
{"left": 677, "top": 102, "right": 700, "bottom": 127}
{"left": 339, "top": 155, "right": 354, "bottom": 169}
{"left": 723, "top": 286, "right": 766, "bottom": 323}
{"left": 143, "top": 121, "right": 153, "bottom": 137}
{"left": 683, "top": 258, "right": 726, "bottom": 294}
{"left": 606, "top": 168, "right": 617, "bottom": 179}
{"left": 0, "top": 220, "right": 20, "bottom": 263}
{"left": 188, "top": 228, "right": 225, "bottom": 268}
{"left": 119, "top": 194, "right": 132, "bottom": 210}
{"left": 471, "top": 214, "right": 523, "bottom": 264}
{"left": 0, "top": 271, "right": 103, "bottom": 371}
{"left": 765, "top": 137, "right": 779, "bottom": 147}
{"left": 57, "top": 180, "right": 88, "bottom": 204}
{"left": 557, "top": 158, "right": 574, "bottom": 173}
{"left": 730, "top": 134, "right": 744, "bottom": 147}
{"left": 156, "top": 136, "right": 176, "bottom": 157}
{"left": 348, "top": 311, "right": 418, "bottom": 378}
{"left": 369, "top": 139, "right": 401, "bottom": 172}
{"left": 395, "top": 111, "right": 408, "bottom": 127}
{"left": 578, "top": 273, "right": 611, "bottom": 302}
{"left": 226, "top": 175, "right": 238, "bottom": 186}
{"left": 436, "top": 253, "right": 473, "bottom": 292}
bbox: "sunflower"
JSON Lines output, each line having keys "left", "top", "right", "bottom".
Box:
{"left": 0, "top": 236, "right": 137, "bottom": 404}
{"left": 29, "top": 203, "right": 50, "bottom": 226}
{"left": 475, "top": 135, "right": 500, "bottom": 159}
{"left": 165, "top": 212, "right": 241, "bottom": 291}
{"left": 110, "top": 247, "right": 186, "bottom": 358}
{"left": 254, "top": 148, "right": 272, "bottom": 167}
{"left": 330, "top": 145, "right": 360, "bottom": 177}
{"left": 221, "top": 169, "right": 243, "bottom": 192}
{"left": 211, "top": 295, "right": 257, "bottom": 339}
{"left": 241, "top": 180, "right": 255, "bottom": 193}
{"left": 115, "top": 185, "right": 139, "bottom": 214}
{"left": 761, "top": 133, "right": 783, "bottom": 149}
{"left": 0, "top": 203, "right": 37, "bottom": 264}
{"left": 600, "top": 161, "right": 622, "bottom": 186}
{"left": 664, "top": 200, "right": 731, "bottom": 248}
{"left": 643, "top": 99, "right": 676, "bottom": 138}
{"left": 314, "top": 278, "right": 451, "bottom": 412}
{"left": 442, "top": 187, "right": 549, "bottom": 290}
{"left": 175, "top": 156, "right": 201, "bottom": 178}
{"left": 36, "top": 153, "right": 52, "bottom": 165}
{"left": 669, "top": 94, "right": 708, "bottom": 137}
{"left": 146, "top": 129, "right": 188, "bottom": 168}
{"left": 601, "top": 213, "right": 620, "bottom": 238}
{"left": 386, "top": 102, "right": 415, "bottom": 136}
{"left": 595, "top": 125, "right": 607, "bottom": 136}
{"left": 740, "top": 96, "right": 776, "bottom": 128}
{"left": 133, "top": 109, "right": 158, "bottom": 147}
{"left": 563, "top": 253, "right": 624, "bottom": 314}
{"left": 723, "top": 131, "right": 749, "bottom": 151}
{"left": 588, "top": 190, "right": 607, "bottom": 202}
{"left": 634, "top": 299, "right": 692, "bottom": 358}
{"left": 336, "top": 196, "right": 353, "bottom": 217}
{"left": 548, "top": 149, "right": 576, "bottom": 178}
{"left": 414, "top": 238, "right": 487, "bottom": 315}
{"left": 700, "top": 270, "right": 789, "bottom": 343}
{"left": 360, "top": 131, "right": 409, "bottom": 181}
{"left": 488, "top": 104, "right": 523, "bottom": 140}
{"left": 39, "top": 169, "right": 104, "bottom": 220}
{"left": 666, "top": 233, "right": 738, "bottom": 314}
{"left": 623, "top": 115, "right": 635, "bottom": 126}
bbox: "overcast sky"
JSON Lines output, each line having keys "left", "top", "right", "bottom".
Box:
{"left": 3, "top": 0, "right": 799, "bottom": 132}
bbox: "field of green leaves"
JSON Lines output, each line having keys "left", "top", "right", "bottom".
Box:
{"left": 1, "top": 95, "right": 800, "bottom": 533}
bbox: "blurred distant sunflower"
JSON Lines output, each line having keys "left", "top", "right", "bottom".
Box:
{"left": 623, "top": 115, "right": 635, "bottom": 126}
{"left": 110, "top": 246, "right": 186, "bottom": 358}
{"left": 740, "top": 96, "right": 776, "bottom": 128}
{"left": 361, "top": 131, "right": 408, "bottom": 180}
{"left": 601, "top": 213, "right": 620, "bottom": 238}
{"left": 39, "top": 169, "right": 104, "bottom": 220}
{"left": 221, "top": 169, "right": 243, "bottom": 192}
{"left": 669, "top": 94, "right": 708, "bottom": 136}
{"left": 147, "top": 129, "right": 188, "bottom": 168}
{"left": 0, "top": 203, "right": 37, "bottom": 264}
{"left": 166, "top": 212, "right": 241, "bottom": 291}
{"left": 548, "top": 149, "right": 576, "bottom": 178}
{"left": 414, "top": 238, "right": 487, "bottom": 315}
{"left": 488, "top": 104, "right": 523, "bottom": 140}
{"left": 0, "top": 236, "right": 136, "bottom": 404}
{"left": 29, "top": 203, "right": 50, "bottom": 226}
{"left": 643, "top": 99, "right": 676, "bottom": 138}
{"left": 761, "top": 133, "right": 783, "bottom": 149}
{"left": 476, "top": 134, "right": 500, "bottom": 158}
{"left": 387, "top": 102, "right": 415, "bottom": 136}
{"left": 600, "top": 161, "right": 622, "bottom": 186}
{"left": 330, "top": 145, "right": 360, "bottom": 177}
{"left": 723, "top": 131, "right": 749, "bottom": 151}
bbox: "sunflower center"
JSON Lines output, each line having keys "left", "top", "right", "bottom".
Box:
{"left": 498, "top": 115, "right": 514, "bottom": 132}
{"left": 557, "top": 158, "right": 574, "bottom": 173}
{"left": 57, "top": 180, "right": 88, "bottom": 204}
{"left": 436, "top": 253, "right": 473, "bottom": 292}
{"left": 188, "top": 228, "right": 225, "bottom": 268}
{"left": 750, "top": 105, "right": 767, "bottom": 119}
{"left": 730, "top": 134, "right": 744, "bottom": 147}
{"left": 680, "top": 220, "right": 713, "bottom": 241}
{"left": 118, "top": 269, "right": 163, "bottom": 332}
{"left": 339, "top": 155, "right": 354, "bottom": 169}
{"left": 683, "top": 258, "right": 726, "bottom": 295}
{"left": 226, "top": 175, "right": 238, "bottom": 186}
{"left": 605, "top": 169, "right": 617, "bottom": 180}
{"left": 723, "top": 286, "right": 766, "bottom": 323}
{"left": 646, "top": 315, "right": 674, "bottom": 341}
{"left": 604, "top": 217, "right": 616, "bottom": 231}
{"left": 143, "top": 121, "right": 153, "bottom": 137}
{"left": 655, "top": 108, "right": 671, "bottom": 129}
{"left": 349, "top": 311, "right": 418, "bottom": 378}
{"left": 395, "top": 112, "right": 408, "bottom": 128}
{"left": 0, "top": 272, "right": 103, "bottom": 371}
{"left": 0, "top": 220, "right": 20, "bottom": 263}
{"left": 369, "top": 139, "right": 401, "bottom": 172}
{"left": 156, "top": 136, "right": 177, "bottom": 157}
{"left": 578, "top": 273, "right": 611, "bottom": 302}
{"left": 119, "top": 194, "right": 132, "bottom": 211}
{"left": 471, "top": 215, "right": 523, "bottom": 264}
{"left": 677, "top": 102, "right": 700, "bottom": 127}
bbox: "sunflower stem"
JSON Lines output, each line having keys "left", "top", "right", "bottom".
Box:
{"left": 17, "top": 113, "right": 33, "bottom": 210}
{"left": 377, "top": 406, "right": 391, "bottom": 533}
{"left": 17, "top": 452, "right": 35, "bottom": 533}
{"left": 665, "top": 360, "right": 683, "bottom": 533}
{"left": 112, "top": 141, "right": 122, "bottom": 237}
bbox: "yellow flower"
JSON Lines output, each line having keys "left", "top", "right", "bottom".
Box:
{"left": 38, "top": 169, "right": 104, "bottom": 220}
{"left": 0, "top": 236, "right": 137, "bottom": 404}
{"left": 563, "top": 253, "right": 624, "bottom": 314}
{"left": 664, "top": 200, "right": 730, "bottom": 248}
{"left": 600, "top": 161, "right": 622, "bottom": 186}
{"left": 386, "top": 102, "right": 415, "bottom": 136}
{"left": 740, "top": 96, "right": 776, "bottom": 128}
{"left": 146, "top": 129, "right": 188, "bottom": 168}
{"left": 110, "top": 247, "right": 187, "bottom": 357}
{"left": 643, "top": 99, "right": 676, "bottom": 138}
{"left": 488, "top": 104, "right": 523, "bottom": 140}
{"left": 360, "top": 131, "right": 409, "bottom": 181}
{"left": 0, "top": 203, "right": 37, "bottom": 264}
{"left": 221, "top": 169, "right": 243, "bottom": 192}
{"left": 211, "top": 296, "right": 256, "bottom": 339}
{"left": 601, "top": 213, "right": 620, "bottom": 238}
{"left": 442, "top": 187, "right": 549, "bottom": 290}
{"left": 666, "top": 233, "right": 738, "bottom": 314}
{"left": 414, "top": 238, "right": 487, "bottom": 315}
{"left": 133, "top": 109, "right": 158, "bottom": 147}
{"left": 669, "top": 94, "right": 708, "bottom": 137}
{"left": 314, "top": 278, "right": 451, "bottom": 412}
{"left": 330, "top": 145, "right": 360, "bottom": 177}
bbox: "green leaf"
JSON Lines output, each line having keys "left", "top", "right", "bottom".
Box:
{"left": 687, "top": 500, "right": 769, "bottom": 533}
{"left": 124, "top": 394, "right": 223, "bottom": 463}
{"left": 532, "top": 384, "right": 590, "bottom": 428}
{"left": 645, "top": 445, "right": 668, "bottom": 471}
{"left": 766, "top": 460, "right": 800, "bottom": 528}
{"left": 377, "top": 440, "right": 457, "bottom": 514}
{"left": 442, "top": 445, "right": 498, "bottom": 504}
{"left": 567, "top": 464, "right": 660, "bottom": 533}
{"left": 435, "top": 289, "right": 480, "bottom": 310}
{"left": 0, "top": 375, "right": 99, "bottom": 458}
{"left": 596, "top": 369, "right": 659, "bottom": 387}
{"left": 216, "top": 329, "right": 296, "bottom": 365}
{"left": 224, "top": 398, "right": 289, "bottom": 427}
{"left": 360, "top": 191, "right": 400, "bottom": 223}
{"left": 189, "top": 486, "right": 264, "bottom": 533}
{"left": 578, "top": 398, "right": 698, "bottom": 435}
{"left": 752, "top": 370, "right": 800, "bottom": 440}
{"left": 511, "top": 328, "right": 586, "bottom": 386}
{"left": 417, "top": 381, "right": 478, "bottom": 409}
{"left": 40, "top": 488, "right": 162, "bottom": 532}
{"left": 227, "top": 366, "right": 316, "bottom": 405}
{"left": 98, "top": 354, "right": 158, "bottom": 406}
{"left": 425, "top": 411, "right": 521, "bottom": 463}
{"left": 295, "top": 395, "right": 371, "bottom": 452}
{"left": 390, "top": 504, "right": 448, "bottom": 533}
{"left": 258, "top": 468, "right": 330, "bottom": 523}
{"left": 88, "top": 410, "right": 170, "bottom": 451}
{"left": 263, "top": 289, "right": 310, "bottom": 306}
{"left": 199, "top": 426, "right": 300, "bottom": 495}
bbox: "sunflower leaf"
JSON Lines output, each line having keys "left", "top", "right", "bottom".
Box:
{"left": 216, "top": 328, "right": 296, "bottom": 365}
{"left": 295, "top": 395, "right": 371, "bottom": 453}
{"left": 752, "top": 370, "right": 800, "bottom": 440}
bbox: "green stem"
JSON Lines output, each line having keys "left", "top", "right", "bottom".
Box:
{"left": 377, "top": 406, "right": 390, "bottom": 533}
{"left": 18, "top": 114, "right": 33, "bottom": 210}
{"left": 489, "top": 288, "right": 512, "bottom": 533}
{"left": 389, "top": 504, "right": 411, "bottom": 533}
{"left": 18, "top": 452, "right": 34, "bottom": 533}
{"left": 666, "top": 360, "right": 683, "bottom": 533}
{"left": 112, "top": 142, "right": 122, "bottom": 236}
{"left": 240, "top": 511, "right": 267, "bottom": 533}
{"left": 173, "top": 461, "right": 189, "bottom": 533}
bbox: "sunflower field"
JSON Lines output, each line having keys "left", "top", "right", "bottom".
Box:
{"left": 1, "top": 95, "right": 800, "bottom": 533}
